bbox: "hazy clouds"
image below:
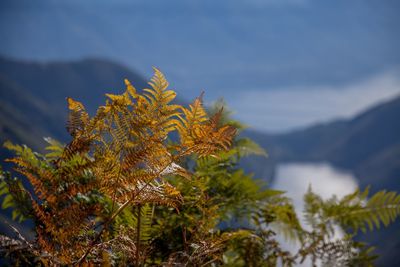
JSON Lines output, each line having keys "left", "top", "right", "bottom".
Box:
{"left": 228, "top": 69, "right": 400, "bottom": 132}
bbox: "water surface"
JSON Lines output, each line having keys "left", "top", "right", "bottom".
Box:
{"left": 271, "top": 162, "right": 359, "bottom": 266}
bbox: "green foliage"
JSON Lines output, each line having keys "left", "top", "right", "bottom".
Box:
{"left": 0, "top": 167, "right": 33, "bottom": 222}
{"left": 294, "top": 186, "right": 400, "bottom": 266}
{"left": 303, "top": 186, "right": 400, "bottom": 234}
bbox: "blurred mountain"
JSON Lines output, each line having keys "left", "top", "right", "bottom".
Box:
{"left": 243, "top": 96, "right": 400, "bottom": 266}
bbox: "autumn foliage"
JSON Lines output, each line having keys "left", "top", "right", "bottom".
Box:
{"left": 1, "top": 69, "right": 400, "bottom": 266}
{"left": 2, "top": 68, "right": 236, "bottom": 265}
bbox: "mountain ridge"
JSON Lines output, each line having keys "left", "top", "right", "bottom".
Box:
{"left": 245, "top": 95, "right": 400, "bottom": 191}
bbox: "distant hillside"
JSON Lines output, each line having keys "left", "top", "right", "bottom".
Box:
{"left": 244, "top": 96, "right": 400, "bottom": 266}
{"left": 246, "top": 96, "right": 400, "bottom": 192}
{"left": 0, "top": 56, "right": 148, "bottom": 153}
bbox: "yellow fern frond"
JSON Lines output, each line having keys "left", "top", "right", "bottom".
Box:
{"left": 124, "top": 78, "right": 138, "bottom": 98}
{"left": 149, "top": 67, "right": 169, "bottom": 92}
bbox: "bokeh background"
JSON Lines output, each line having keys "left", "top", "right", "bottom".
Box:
{"left": 1, "top": 0, "right": 399, "bottom": 265}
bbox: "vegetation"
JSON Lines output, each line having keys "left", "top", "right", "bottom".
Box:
{"left": 0, "top": 69, "right": 400, "bottom": 266}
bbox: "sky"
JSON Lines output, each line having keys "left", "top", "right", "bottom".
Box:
{"left": 1, "top": 0, "right": 399, "bottom": 132}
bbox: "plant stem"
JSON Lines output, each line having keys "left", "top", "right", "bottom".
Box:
{"left": 135, "top": 204, "right": 142, "bottom": 267}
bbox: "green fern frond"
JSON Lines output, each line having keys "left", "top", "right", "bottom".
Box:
{"left": 261, "top": 196, "right": 303, "bottom": 242}
{"left": 234, "top": 137, "right": 267, "bottom": 157}
{"left": 304, "top": 187, "right": 400, "bottom": 235}
{"left": 0, "top": 169, "right": 33, "bottom": 222}
{"left": 336, "top": 189, "right": 400, "bottom": 233}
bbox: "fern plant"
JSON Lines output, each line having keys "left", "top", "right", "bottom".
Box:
{"left": 0, "top": 68, "right": 236, "bottom": 265}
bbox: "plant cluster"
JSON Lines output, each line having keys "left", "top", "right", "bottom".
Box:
{"left": 0, "top": 69, "right": 399, "bottom": 266}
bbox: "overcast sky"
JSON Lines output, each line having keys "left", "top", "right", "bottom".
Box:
{"left": 1, "top": 0, "right": 399, "bottom": 132}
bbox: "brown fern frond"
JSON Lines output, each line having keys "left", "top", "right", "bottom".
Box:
{"left": 4, "top": 68, "right": 237, "bottom": 265}
{"left": 66, "top": 98, "right": 89, "bottom": 137}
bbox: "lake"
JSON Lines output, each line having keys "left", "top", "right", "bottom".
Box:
{"left": 273, "top": 162, "right": 359, "bottom": 215}
{"left": 271, "top": 162, "right": 359, "bottom": 266}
